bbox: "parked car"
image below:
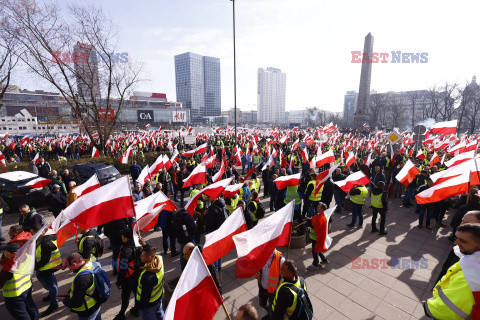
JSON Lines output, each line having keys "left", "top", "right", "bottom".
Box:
{"left": 67, "top": 162, "right": 121, "bottom": 186}
{"left": 0, "top": 171, "right": 49, "bottom": 212}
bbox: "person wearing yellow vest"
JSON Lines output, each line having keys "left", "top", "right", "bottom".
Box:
{"left": 370, "top": 181, "right": 388, "bottom": 235}
{"left": 256, "top": 249, "right": 285, "bottom": 317}
{"left": 251, "top": 172, "right": 261, "bottom": 194}
{"left": 347, "top": 184, "right": 368, "bottom": 228}
{"left": 304, "top": 173, "right": 323, "bottom": 218}
{"left": 76, "top": 228, "right": 98, "bottom": 262}
{"left": 247, "top": 191, "right": 264, "bottom": 227}
{"left": 271, "top": 259, "right": 309, "bottom": 319}
{"left": 62, "top": 252, "right": 102, "bottom": 320}
{"left": 423, "top": 223, "right": 480, "bottom": 320}
{"left": 284, "top": 185, "right": 302, "bottom": 220}
{"left": 0, "top": 243, "right": 39, "bottom": 320}
{"left": 226, "top": 194, "right": 239, "bottom": 214}
{"left": 306, "top": 202, "right": 329, "bottom": 271}
{"left": 136, "top": 245, "right": 165, "bottom": 320}
{"left": 32, "top": 225, "right": 62, "bottom": 317}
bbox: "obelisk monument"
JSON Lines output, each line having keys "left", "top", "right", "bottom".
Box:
{"left": 353, "top": 32, "right": 374, "bottom": 128}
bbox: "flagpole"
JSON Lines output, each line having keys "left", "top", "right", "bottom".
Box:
{"left": 222, "top": 302, "right": 232, "bottom": 320}
{"left": 286, "top": 201, "right": 295, "bottom": 260}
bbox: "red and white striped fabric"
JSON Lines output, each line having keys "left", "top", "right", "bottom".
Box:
{"left": 274, "top": 173, "right": 301, "bottom": 190}
{"left": 184, "top": 177, "right": 233, "bottom": 215}
{"left": 311, "top": 206, "right": 336, "bottom": 252}
{"left": 429, "top": 152, "right": 441, "bottom": 168}
{"left": 0, "top": 151, "right": 5, "bottom": 165}
{"left": 315, "top": 150, "right": 335, "bottom": 168}
{"left": 180, "top": 149, "right": 195, "bottom": 157}
{"left": 120, "top": 145, "right": 133, "bottom": 164}
{"left": 334, "top": 171, "right": 371, "bottom": 193}
{"left": 182, "top": 162, "right": 207, "bottom": 188}
{"left": 314, "top": 164, "right": 339, "bottom": 196}
{"left": 445, "top": 150, "right": 475, "bottom": 168}
{"left": 448, "top": 141, "right": 466, "bottom": 156}
{"left": 23, "top": 177, "right": 52, "bottom": 189}
{"left": 395, "top": 160, "right": 420, "bottom": 187}
{"left": 136, "top": 165, "right": 152, "bottom": 186}
{"left": 233, "top": 201, "right": 294, "bottom": 278}
{"left": 195, "top": 143, "right": 207, "bottom": 155}
{"left": 72, "top": 174, "right": 101, "bottom": 198}
{"left": 62, "top": 176, "right": 135, "bottom": 230}
{"left": 202, "top": 207, "right": 247, "bottom": 266}
{"left": 91, "top": 146, "right": 100, "bottom": 158}
{"left": 431, "top": 120, "right": 458, "bottom": 135}
{"left": 223, "top": 183, "right": 243, "bottom": 198}
{"left": 466, "top": 139, "right": 478, "bottom": 152}
{"left": 345, "top": 152, "right": 356, "bottom": 167}
{"left": 50, "top": 212, "right": 77, "bottom": 248}
{"left": 416, "top": 149, "right": 425, "bottom": 160}
{"left": 150, "top": 154, "right": 164, "bottom": 176}
{"left": 212, "top": 160, "right": 226, "bottom": 183}
{"left": 33, "top": 152, "right": 40, "bottom": 165}
{"left": 205, "top": 155, "right": 216, "bottom": 169}
{"left": 164, "top": 247, "right": 223, "bottom": 320}
{"left": 134, "top": 203, "right": 166, "bottom": 233}
{"left": 416, "top": 170, "right": 470, "bottom": 204}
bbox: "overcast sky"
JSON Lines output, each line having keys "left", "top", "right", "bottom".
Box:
{"left": 15, "top": 0, "right": 480, "bottom": 113}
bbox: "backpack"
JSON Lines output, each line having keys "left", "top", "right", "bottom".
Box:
{"left": 93, "top": 235, "right": 104, "bottom": 258}
{"left": 79, "top": 262, "right": 111, "bottom": 304}
{"left": 254, "top": 200, "right": 265, "bottom": 219}
{"left": 287, "top": 277, "right": 313, "bottom": 320}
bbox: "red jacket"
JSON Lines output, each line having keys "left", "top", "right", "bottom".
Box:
{"left": 0, "top": 232, "right": 32, "bottom": 271}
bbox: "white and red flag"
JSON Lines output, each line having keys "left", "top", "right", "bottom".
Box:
{"left": 33, "top": 152, "right": 40, "bottom": 165}
{"left": 10, "top": 223, "right": 50, "bottom": 275}
{"left": 182, "top": 161, "right": 207, "bottom": 188}
{"left": 0, "top": 151, "right": 5, "bottom": 165}
{"left": 274, "top": 173, "right": 301, "bottom": 190}
{"left": 91, "top": 146, "right": 100, "bottom": 158}
{"left": 416, "top": 149, "right": 425, "bottom": 160}
{"left": 202, "top": 207, "right": 247, "bottom": 266}
{"left": 164, "top": 247, "right": 223, "bottom": 320}
{"left": 205, "top": 154, "right": 216, "bottom": 169}
{"left": 72, "top": 174, "right": 101, "bottom": 198}
{"left": 315, "top": 150, "right": 335, "bottom": 168}
{"left": 429, "top": 152, "right": 441, "bottom": 168}
{"left": 445, "top": 150, "right": 475, "bottom": 168}
{"left": 185, "top": 177, "right": 233, "bottom": 215}
{"left": 150, "top": 154, "right": 164, "bottom": 176}
{"left": 395, "top": 159, "right": 420, "bottom": 187}
{"left": 195, "top": 143, "right": 208, "bottom": 155}
{"left": 212, "top": 160, "right": 226, "bottom": 183}
{"left": 431, "top": 120, "right": 458, "bottom": 135}
{"left": 120, "top": 145, "right": 133, "bottom": 164}
{"left": 334, "top": 171, "right": 371, "bottom": 193}
{"left": 416, "top": 170, "right": 470, "bottom": 204}
{"left": 180, "top": 149, "right": 195, "bottom": 157}
{"left": 311, "top": 206, "right": 336, "bottom": 252}
{"left": 134, "top": 203, "right": 166, "bottom": 233}
{"left": 136, "top": 165, "right": 152, "bottom": 186}
{"left": 233, "top": 201, "right": 294, "bottom": 278}
{"left": 314, "top": 164, "right": 339, "bottom": 196}
{"left": 23, "top": 177, "right": 52, "bottom": 189}
{"left": 345, "top": 152, "right": 356, "bottom": 167}
{"left": 223, "top": 183, "right": 243, "bottom": 198}
{"left": 62, "top": 176, "right": 135, "bottom": 230}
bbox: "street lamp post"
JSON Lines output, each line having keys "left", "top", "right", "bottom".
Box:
{"left": 231, "top": 0, "right": 237, "bottom": 144}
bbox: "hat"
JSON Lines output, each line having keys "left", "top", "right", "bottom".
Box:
{"left": 53, "top": 184, "right": 60, "bottom": 189}
{"left": 119, "top": 228, "right": 133, "bottom": 239}
{"left": 4, "top": 243, "right": 21, "bottom": 253}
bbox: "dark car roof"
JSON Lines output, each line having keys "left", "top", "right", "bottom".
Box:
{"left": 69, "top": 162, "right": 113, "bottom": 169}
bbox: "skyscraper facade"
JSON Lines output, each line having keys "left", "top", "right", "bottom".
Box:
{"left": 174, "top": 52, "right": 221, "bottom": 122}
{"left": 257, "top": 67, "right": 286, "bottom": 124}
{"left": 73, "top": 42, "right": 101, "bottom": 100}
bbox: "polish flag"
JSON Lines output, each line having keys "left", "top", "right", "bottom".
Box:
{"left": 72, "top": 174, "right": 101, "bottom": 198}
{"left": 416, "top": 170, "right": 470, "bottom": 204}
{"left": 91, "top": 146, "right": 100, "bottom": 158}
{"left": 345, "top": 152, "right": 356, "bottom": 167}
{"left": 223, "top": 183, "right": 243, "bottom": 198}
{"left": 33, "top": 152, "right": 40, "bottom": 165}
{"left": 466, "top": 139, "right": 478, "bottom": 152}
{"left": 315, "top": 150, "right": 335, "bottom": 168}
{"left": 23, "top": 177, "right": 52, "bottom": 189}
{"left": 334, "top": 171, "right": 371, "bottom": 193}
{"left": 445, "top": 150, "right": 475, "bottom": 168}
{"left": 150, "top": 154, "right": 164, "bottom": 176}
{"left": 431, "top": 120, "right": 458, "bottom": 135}
{"left": 448, "top": 141, "right": 466, "bottom": 156}
{"left": 314, "top": 164, "right": 339, "bottom": 196}
{"left": 136, "top": 165, "right": 152, "bottom": 186}
{"left": 0, "top": 151, "right": 5, "bottom": 165}
{"left": 134, "top": 203, "right": 166, "bottom": 233}
{"left": 195, "top": 143, "right": 208, "bottom": 155}
{"left": 233, "top": 201, "right": 294, "bottom": 278}
{"left": 291, "top": 139, "right": 300, "bottom": 151}
{"left": 182, "top": 162, "right": 207, "bottom": 188}
{"left": 242, "top": 165, "right": 259, "bottom": 183}
{"left": 120, "top": 145, "right": 133, "bottom": 164}
{"left": 10, "top": 223, "right": 50, "bottom": 275}
{"left": 274, "top": 173, "right": 301, "bottom": 190}
{"left": 212, "top": 160, "right": 226, "bottom": 183}
{"left": 395, "top": 160, "right": 420, "bottom": 187}
{"left": 180, "top": 149, "right": 195, "bottom": 157}
{"left": 312, "top": 206, "right": 336, "bottom": 252}
{"left": 416, "top": 149, "right": 425, "bottom": 160}
{"left": 185, "top": 177, "right": 233, "bottom": 215}
{"left": 51, "top": 213, "right": 77, "bottom": 248}
{"left": 261, "top": 156, "right": 274, "bottom": 171}
{"left": 164, "top": 247, "right": 223, "bottom": 320}
{"left": 62, "top": 176, "right": 135, "bottom": 230}
{"left": 429, "top": 152, "right": 441, "bottom": 168}
{"left": 205, "top": 154, "right": 216, "bottom": 169}
{"left": 300, "top": 148, "right": 308, "bottom": 163}
{"left": 365, "top": 152, "right": 373, "bottom": 166}
{"left": 202, "top": 207, "right": 248, "bottom": 266}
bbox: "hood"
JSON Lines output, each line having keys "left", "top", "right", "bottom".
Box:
{"left": 371, "top": 187, "right": 383, "bottom": 195}
{"left": 214, "top": 198, "right": 226, "bottom": 207}
{"left": 144, "top": 255, "right": 163, "bottom": 273}
{"left": 11, "top": 231, "right": 32, "bottom": 245}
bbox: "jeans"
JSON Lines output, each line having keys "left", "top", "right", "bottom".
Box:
{"left": 78, "top": 307, "right": 101, "bottom": 320}
{"left": 333, "top": 190, "right": 343, "bottom": 211}
{"left": 403, "top": 186, "right": 415, "bottom": 205}
{"left": 269, "top": 196, "right": 275, "bottom": 211}
{"left": 311, "top": 239, "right": 328, "bottom": 266}
{"left": 36, "top": 271, "right": 58, "bottom": 306}
{"left": 179, "top": 190, "right": 186, "bottom": 207}
{"left": 119, "top": 281, "right": 137, "bottom": 316}
{"left": 351, "top": 203, "right": 364, "bottom": 226}
{"left": 213, "top": 258, "right": 222, "bottom": 271}
{"left": 4, "top": 288, "right": 39, "bottom": 320}
{"left": 139, "top": 300, "right": 164, "bottom": 320}
{"left": 111, "top": 243, "right": 122, "bottom": 271}
{"left": 169, "top": 181, "right": 174, "bottom": 194}
{"left": 418, "top": 204, "right": 433, "bottom": 226}
{"left": 162, "top": 228, "right": 177, "bottom": 254}
{"left": 372, "top": 208, "right": 386, "bottom": 232}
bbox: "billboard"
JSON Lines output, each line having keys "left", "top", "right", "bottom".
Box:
{"left": 172, "top": 111, "right": 187, "bottom": 123}
{"left": 137, "top": 110, "right": 154, "bottom": 122}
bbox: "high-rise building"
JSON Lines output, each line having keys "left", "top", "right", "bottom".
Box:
{"left": 343, "top": 90, "right": 358, "bottom": 123}
{"left": 73, "top": 42, "right": 101, "bottom": 99}
{"left": 174, "top": 52, "right": 221, "bottom": 123}
{"left": 257, "top": 67, "right": 286, "bottom": 124}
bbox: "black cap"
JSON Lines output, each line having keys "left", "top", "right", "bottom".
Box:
{"left": 4, "top": 243, "right": 21, "bottom": 253}
{"left": 119, "top": 228, "right": 133, "bottom": 239}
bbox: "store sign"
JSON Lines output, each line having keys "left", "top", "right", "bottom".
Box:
{"left": 137, "top": 110, "right": 154, "bottom": 122}
{"left": 172, "top": 111, "right": 187, "bottom": 123}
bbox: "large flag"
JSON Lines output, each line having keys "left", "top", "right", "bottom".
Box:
{"left": 150, "top": 154, "right": 164, "bottom": 176}
{"left": 51, "top": 212, "right": 77, "bottom": 248}
{"left": 23, "top": 177, "right": 52, "bottom": 189}
{"left": 136, "top": 165, "right": 152, "bottom": 186}
{"left": 202, "top": 207, "right": 247, "bottom": 266}
{"left": 314, "top": 164, "right": 339, "bottom": 196}
{"left": 134, "top": 190, "right": 177, "bottom": 232}
{"left": 274, "top": 173, "right": 301, "bottom": 190}
{"left": 429, "top": 152, "right": 441, "bottom": 168}
{"left": 195, "top": 143, "right": 208, "bottom": 154}
{"left": 120, "top": 145, "right": 133, "bottom": 164}
{"left": 10, "top": 223, "right": 50, "bottom": 275}
{"left": 233, "top": 201, "right": 294, "bottom": 278}
{"left": 315, "top": 150, "right": 335, "bottom": 168}
{"left": 334, "top": 171, "right": 371, "bottom": 193}
{"left": 62, "top": 176, "right": 135, "bottom": 230}
{"left": 33, "top": 152, "right": 40, "bottom": 165}
{"left": 345, "top": 152, "right": 356, "bottom": 167}
{"left": 395, "top": 160, "right": 420, "bottom": 187}
{"left": 311, "top": 206, "right": 336, "bottom": 252}
{"left": 223, "top": 183, "right": 243, "bottom": 198}
{"left": 444, "top": 150, "right": 475, "bottom": 168}
{"left": 164, "top": 247, "right": 223, "bottom": 320}
{"left": 212, "top": 160, "right": 226, "bottom": 183}
{"left": 416, "top": 171, "right": 470, "bottom": 204}
{"left": 431, "top": 120, "right": 458, "bottom": 135}
{"left": 72, "top": 174, "right": 101, "bottom": 198}
{"left": 185, "top": 177, "right": 233, "bottom": 215}
{"left": 134, "top": 203, "right": 166, "bottom": 233}
{"left": 182, "top": 162, "right": 207, "bottom": 188}
{"left": 92, "top": 146, "right": 100, "bottom": 158}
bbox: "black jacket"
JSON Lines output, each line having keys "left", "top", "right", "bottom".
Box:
{"left": 116, "top": 240, "right": 137, "bottom": 287}
{"left": 19, "top": 209, "right": 45, "bottom": 232}
{"left": 270, "top": 277, "right": 307, "bottom": 320}
{"left": 35, "top": 234, "right": 59, "bottom": 278}
{"left": 136, "top": 268, "right": 162, "bottom": 309}
{"left": 173, "top": 209, "right": 196, "bottom": 245}
{"left": 204, "top": 198, "right": 227, "bottom": 234}
{"left": 78, "top": 230, "right": 97, "bottom": 260}
{"left": 371, "top": 187, "right": 389, "bottom": 211}
{"left": 46, "top": 191, "right": 66, "bottom": 217}
{"left": 63, "top": 264, "right": 101, "bottom": 317}
{"left": 103, "top": 219, "right": 127, "bottom": 246}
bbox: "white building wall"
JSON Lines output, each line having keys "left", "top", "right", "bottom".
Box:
{"left": 257, "top": 68, "right": 286, "bottom": 124}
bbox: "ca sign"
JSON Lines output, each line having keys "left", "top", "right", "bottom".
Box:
{"left": 137, "top": 110, "right": 154, "bottom": 122}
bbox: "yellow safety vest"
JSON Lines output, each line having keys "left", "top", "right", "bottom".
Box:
{"left": 70, "top": 262, "right": 97, "bottom": 312}
{"left": 350, "top": 186, "right": 368, "bottom": 205}
{"left": 36, "top": 240, "right": 62, "bottom": 271}
{"left": 253, "top": 178, "right": 261, "bottom": 192}
{"left": 272, "top": 277, "right": 305, "bottom": 319}
{"left": 250, "top": 201, "right": 260, "bottom": 221}
{"left": 226, "top": 195, "right": 238, "bottom": 214}
{"left": 284, "top": 186, "right": 301, "bottom": 205}
{"left": 136, "top": 256, "right": 164, "bottom": 304}
{"left": 190, "top": 189, "right": 203, "bottom": 209}
{"left": 2, "top": 273, "right": 32, "bottom": 298}
{"left": 253, "top": 155, "right": 261, "bottom": 165}
{"left": 78, "top": 235, "right": 96, "bottom": 262}
{"left": 370, "top": 192, "right": 383, "bottom": 209}
{"left": 425, "top": 262, "right": 475, "bottom": 320}
{"left": 306, "top": 180, "right": 322, "bottom": 202}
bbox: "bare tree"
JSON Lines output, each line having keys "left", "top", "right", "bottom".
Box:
{"left": 369, "top": 92, "right": 390, "bottom": 128}
{"left": 386, "top": 95, "right": 404, "bottom": 129}
{"left": 461, "top": 81, "right": 480, "bottom": 133}
{"left": 420, "top": 86, "right": 441, "bottom": 120}
{"left": 437, "top": 82, "right": 459, "bottom": 121}
{"left": 0, "top": 1, "right": 18, "bottom": 103}
{"left": 3, "top": 0, "right": 143, "bottom": 151}
{"left": 406, "top": 91, "right": 420, "bottom": 129}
